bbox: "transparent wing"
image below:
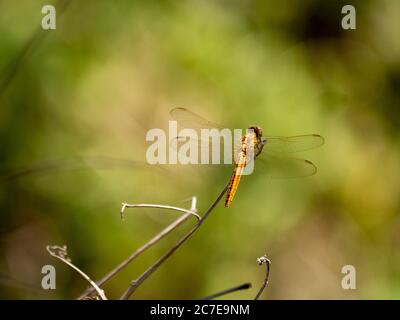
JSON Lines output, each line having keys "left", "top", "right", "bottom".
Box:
{"left": 170, "top": 107, "right": 239, "bottom": 162}
{"left": 170, "top": 107, "right": 224, "bottom": 130}
{"left": 169, "top": 108, "right": 324, "bottom": 166}
{"left": 263, "top": 134, "right": 324, "bottom": 154}
{"left": 171, "top": 134, "right": 240, "bottom": 165}
{"left": 254, "top": 154, "right": 317, "bottom": 179}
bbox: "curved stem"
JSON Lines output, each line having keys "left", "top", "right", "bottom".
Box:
{"left": 120, "top": 181, "right": 229, "bottom": 300}
{"left": 254, "top": 255, "right": 271, "bottom": 300}
{"left": 47, "top": 245, "right": 107, "bottom": 300}
{"left": 78, "top": 197, "right": 200, "bottom": 299}
{"left": 121, "top": 203, "right": 201, "bottom": 220}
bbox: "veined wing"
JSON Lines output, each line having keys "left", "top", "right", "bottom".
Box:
{"left": 254, "top": 154, "right": 317, "bottom": 179}
{"left": 170, "top": 108, "right": 239, "bottom": 162}
{"left": 170, "top": 107, "right": 224, "bottom": 130}
{"left": 170, "top": 108, "right": 324, "bottom": 165}
{"left": 263, "top": 134, "right": 324, "bottom": 155}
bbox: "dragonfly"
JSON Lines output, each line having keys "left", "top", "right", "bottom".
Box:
{"left": 170, "top": 107, "right": 324, "bottom": 208}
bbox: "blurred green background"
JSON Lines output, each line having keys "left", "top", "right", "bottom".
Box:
{"left": 1, "top": 0, "right": 400, "bottom": 299}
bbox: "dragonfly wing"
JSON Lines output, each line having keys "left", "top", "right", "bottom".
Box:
{"left": 255, "top": 154, "right": 317, "bottom": 179}
{"left": 170, "top": 134, "right": 238, "bottom": 164}
{"left": 263, "top": 134, "right": 324, "bottom": 154}
{"left": 170, "top": 108, "right": 238, "bottom": 163}
{"left": 170, "top": 107, "right": 224, "bottom": 130}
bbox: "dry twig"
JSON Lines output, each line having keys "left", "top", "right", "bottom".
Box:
{"left": 78, "top": 196, "right": 204, "bottom": 299}
{"left": 201, "top": 283, "right": 251, "bottom": 300}
{"left": 121, "top": 202, "right": 201, "bottom": 221}
{"left": 119, "top": 182, "right": 229, "bottom": 299}
{"left": 47, "top": 245, "right": 107, "bottom": 300}
{"left": 254, "top": 254, "right": 271, "bottom": 300}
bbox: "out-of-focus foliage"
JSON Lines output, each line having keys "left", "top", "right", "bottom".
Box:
{"left": 0, "top": 0, "right": 399, "bottom": 299}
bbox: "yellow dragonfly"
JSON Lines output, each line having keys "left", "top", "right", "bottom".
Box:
{"left": 170, "top": 107, "right": 324, "bottom": 208}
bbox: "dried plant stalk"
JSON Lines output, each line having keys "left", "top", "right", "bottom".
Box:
{"left": 47, "top": 245, "right": 107, "bottom": 300}
{"left": 255, "top": 255, "right": 271, "bottom": 300}
{"left": 78, "top": 197, "right": 201, "bottom": 299}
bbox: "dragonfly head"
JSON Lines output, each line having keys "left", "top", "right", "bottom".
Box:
{"left": 248, "top": 125, "right": 263, "bottom": 139}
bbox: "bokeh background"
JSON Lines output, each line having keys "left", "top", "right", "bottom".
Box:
{"left": 1, "top": 0, "right": 399, "bottom": 299}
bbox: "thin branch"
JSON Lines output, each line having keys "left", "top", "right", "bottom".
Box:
{"left": 201, "top": 283, "right": 251, "bottom": 300}
{"left": 120, "top": 181, "right": 230, "bottom": 300}
{"left": 47, "top": 245, "right": 107, "bottom": 300}
{"left": 181, "top": 196, "right": 197, "bottom": 212}
{"left": 121, "top": 202, "right": 201, "bottom": 221}
{"left": 254, "top": 255, "right": 271, "bottom": 300}
{"left": 78, "top": 196, "right": 199, "bottom": 299}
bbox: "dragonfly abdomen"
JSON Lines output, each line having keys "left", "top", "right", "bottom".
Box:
{"left": 225, "top": 137, "right": 248, "bottom": 208}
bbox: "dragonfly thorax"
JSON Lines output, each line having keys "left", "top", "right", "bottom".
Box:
{"left": 247, "top": 125, "right": 265, "bottom": 157}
